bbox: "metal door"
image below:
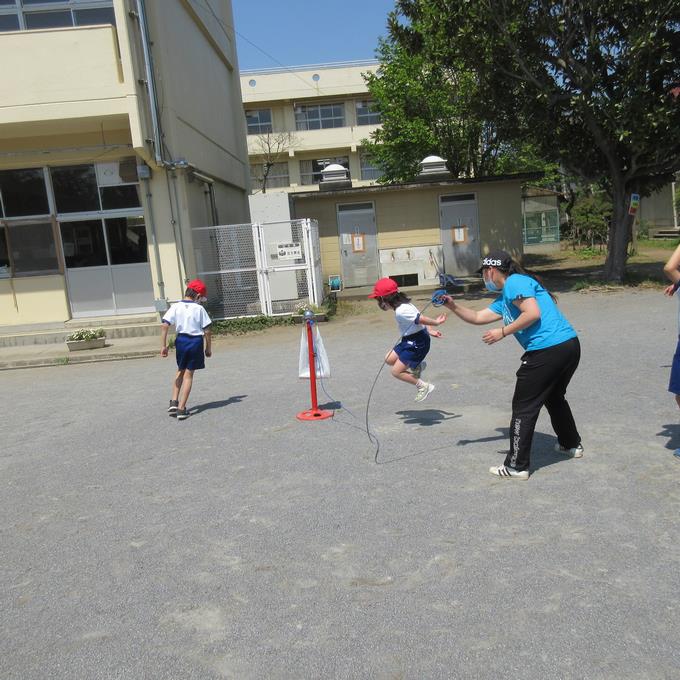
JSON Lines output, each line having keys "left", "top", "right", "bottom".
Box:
{"left": 439, "top": 194, "right": 481, "bottom": 276}
{"left": 337, "top": 202, "right": 379, "bottom": 287}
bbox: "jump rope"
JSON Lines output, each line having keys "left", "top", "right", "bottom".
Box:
{"left": 310, "top": 289, "right": 449, "bottom": 463}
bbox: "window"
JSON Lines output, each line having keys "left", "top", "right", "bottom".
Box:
{"left": 60, "top": 219, "right": 107, "bottom": 268}
{"left": 355, "top": 100, "right": 381, "bottom": 126}
{"left": 0, "top": 1, "right": 115, "bottom": 31}
{"left": 0, "top": 168, "right": 49, "bottom": 217}
{"left": 299, "top": 156, "right": 349, "bottom": 185}
{"left": 0, "top": 228, "right": 9, "bottom": 276}
{"left": 105, "top": 217, "right": 147, "bottom": 265}
{"left": 6, "top": 222, "right": 59, "bottom": 275}
{"left": 295, "top": 103, "right": 345, "bottom": 131}
{"left": 51, "top": 165, "right": 100, "bottom": 213}
{"left": 245, "top": 109, "right": 272, "bottom": 135}
{"left": 50, "top": 160, "right": 141, "bottom": 213}
{"left": 250, "top": 162, "right": 290, "bottom": 190}
{"left": 360, "top": 151, "right": 383, "bottom": 181}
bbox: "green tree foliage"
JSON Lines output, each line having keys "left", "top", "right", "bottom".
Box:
{"left": 569, "top": 193, "right": 612, "bottom": 248}
{"left": 371, "top": 0, "right": 680, "bottom": 281}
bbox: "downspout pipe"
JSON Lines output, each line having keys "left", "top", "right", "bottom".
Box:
{"left": 136, "top": 0, "right": 163, "bottom": 166}
{"left": 142, "top": 175, "right": 166, "bottom": 302}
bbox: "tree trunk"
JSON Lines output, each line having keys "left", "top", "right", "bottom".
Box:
{"left": 604, "top": 185, "right": 634, "bottom": 282}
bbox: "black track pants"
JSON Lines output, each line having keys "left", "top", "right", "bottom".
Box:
{"left": 505, "top": 337, "right": 581, "bottom": 472}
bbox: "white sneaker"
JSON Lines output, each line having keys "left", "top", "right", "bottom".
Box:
{"left": 489, "top": 465, "right": 529, "bottom": 480}
{"left": 555, "top": 443, "right": 584, "bottom": 458}
{"left": 407, "top": 361, "right": 427, "bottom": 379}
{"left": 414, "top": 382, "right": 435, "bottom": 402}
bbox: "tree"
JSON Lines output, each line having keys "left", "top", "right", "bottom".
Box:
{"left": 376, "top": 0, "right": 680, "bottom": 281}
{"left": 250, "top": 132, "right": 296, "bottom": 193}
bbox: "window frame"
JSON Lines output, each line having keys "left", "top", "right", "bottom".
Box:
{"left": 0, "top": 1, "right": 115, "bottom": 32}
{"left": 299, "top": 156, "right": 350, "bottom": 186}
{"left": 355, "top": 100, "right": 381, "bottom": 126}
{"left": 245, "top": 108, "right": 273, "bottom": 135}
{"left": 294, "top": 102, "right": 346, "bottom": 131}
{"left": 249, "top": 161, "right": 290, "bottom": 190}
{"left": 0, "top": 216, "right": 63, "bottom": 277}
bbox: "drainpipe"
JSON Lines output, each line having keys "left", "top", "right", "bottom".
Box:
{"left": 135, "top": 0, "right": 163, "bottom": 166}
{"left": 142, "top": 175, "right": 166, "bottom": 302}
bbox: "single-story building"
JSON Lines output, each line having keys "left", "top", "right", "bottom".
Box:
{"left": 289, "top": 168, "right": 541, "bottom": 289}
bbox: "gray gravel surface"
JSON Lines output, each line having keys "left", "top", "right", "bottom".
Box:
{"left": 2, "top": 289, "right": 679, "bottom": 679}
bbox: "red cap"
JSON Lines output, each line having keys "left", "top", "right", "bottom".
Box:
{"left": 186, "top": 279, "right": 207, "bottom": 297}
{"left": 368, "top": 277, "right": 399, "bottom": 298}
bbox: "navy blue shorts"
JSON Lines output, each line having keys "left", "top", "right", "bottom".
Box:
{"left": 393, "top": 329, "right": 430, "bottom": 368}
{"left": 175, "top": 333, "right": 205, "bottom": 371}
{"left": 669, "top": 335, "right": 680, "bottom": 395}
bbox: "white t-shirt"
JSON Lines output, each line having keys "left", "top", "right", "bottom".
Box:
{"left": 162, "top": 300, "right": 212, "bottom": 335}
{"left": 395, "top": 302, "right": 424, "bottom": 336}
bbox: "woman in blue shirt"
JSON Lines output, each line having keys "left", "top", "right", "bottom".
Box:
{"left": 443, "top": 250, "right": 583, "bottom": 480}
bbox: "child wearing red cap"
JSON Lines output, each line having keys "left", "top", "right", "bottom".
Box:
{"left": 369, "top": 277, "right": 446, "bottom": 402}
{"left": 160, "top": 279, "right": 212, "bottom": 420}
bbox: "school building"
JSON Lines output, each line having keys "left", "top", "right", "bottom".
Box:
{"left": 0, "top": 0, "right": 249, "bottom": 328}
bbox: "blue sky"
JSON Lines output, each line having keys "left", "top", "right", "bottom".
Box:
{"left": 232, "top": 0, "right": 396, "bottom": 71}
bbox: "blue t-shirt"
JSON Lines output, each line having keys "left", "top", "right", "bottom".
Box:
{"left": 488, "top": 273, "right": 576, "bottom": 351}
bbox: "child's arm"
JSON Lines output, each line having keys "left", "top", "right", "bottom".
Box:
{"left": 204, "top": 328, "right": 212, "bottom": 357}
{"left": 160, "top": 322, "right": 170, "bottom": 357}
{"left": 419, "top": 313, "right": 446, "bottom": 338}
{"left": 663, "top": 243, "right": 680, "bottom": 295}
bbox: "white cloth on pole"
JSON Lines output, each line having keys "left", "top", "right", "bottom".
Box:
{"left": 299, "top": 324, "right": 331, "bottom": 378}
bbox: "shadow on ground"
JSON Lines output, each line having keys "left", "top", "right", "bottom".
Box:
{"left": 457, "top": 426, "right": 575, "bottom": 472}
{"left": 395, "top": 409, "right": 460, "bottom": 426}
{"left": 192, "top": 395, "right": 247, "bottom": 414}
{"left": 657, "top": 423, "right": 680, "bottom": 450}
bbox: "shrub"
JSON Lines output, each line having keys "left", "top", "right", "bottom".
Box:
{"left": 66, "top": 328, "right": 105, "bottom": 342}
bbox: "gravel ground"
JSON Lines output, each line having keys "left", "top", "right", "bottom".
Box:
{"left": 1, "top": 288, "right": 679, "bottom": 679}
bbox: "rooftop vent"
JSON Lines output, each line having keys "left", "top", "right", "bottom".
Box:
{"left": 418, "top": 155, "right": 451, "bottom": 178}
{"left": 319, "top": 163, "right": 352, "bottom": 190}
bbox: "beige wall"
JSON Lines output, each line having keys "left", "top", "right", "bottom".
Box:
{"left": 0, "top": 276, "right": 70, "bottom": 325}
{"left": 291, "top": 180, "right": 525, "bottom": 280}
{"left": 0, "top": 0, "right": 251, "bottom": 323}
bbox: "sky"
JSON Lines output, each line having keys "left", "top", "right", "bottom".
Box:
{"left": 231, "top": 0, "right": 396, "bottom": 71}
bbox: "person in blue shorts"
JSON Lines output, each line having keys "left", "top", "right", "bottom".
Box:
{"left": 160, "top": 279, "right": 212, "bottom": 420}
{"left": 662, "top": 242, "right": 680, "bottom": 459}
{"left": 443, "top": 250, "right": 583, "bottom": 479}
{"left": 369, "top": 277, "right": 446, "bottom": 402}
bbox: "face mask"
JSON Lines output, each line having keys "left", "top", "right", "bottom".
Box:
{"left": 377, "top": 298, "right": 389, "bottom": 311}
{"left": 483, "top": 272, "right": 499, "bottom": 292}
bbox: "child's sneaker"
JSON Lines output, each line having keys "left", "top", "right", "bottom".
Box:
{"left": 673, "top": 448, "right": 680, "bottom": 459}
{"left": 168, "top": 399, "right": 179, "bottom": 416}
{"left": 414, "top": 382, "right": 434, "bottom": 402}
{"left": 176, "top": 408, "right": 189, "bottom": 420}
{"left": 489, "top": 464, "right": 529, "bottom": 480}
{"left": 554, "top": 443, "right": 584, "bottom": 458}
{"left": 407, "top": 361, "right": 427, "bottom": 379}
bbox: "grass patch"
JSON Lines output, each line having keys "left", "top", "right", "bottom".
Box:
{"left": 571, "top": 275, "right": 664, "bottom": 292}
{"left": 55, "top": 356, "right": 70, "bottom": 365}
{"left": 211, "top": 315, "right": 295, "bottom": 335}
{"left": 635, "top": 238, "right": 680, "bottom": 250}
{"left": 334, "top": 299, "right": 378, "bottom": 318}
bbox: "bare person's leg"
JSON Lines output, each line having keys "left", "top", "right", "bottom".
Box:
{"left": 390, "top": 357, "right": 418, "bottom": 385}
{"left": 172, "top": 369, "right": 184, "bottom": 402}
{"left": 178, "top": 369, "right": 194, "bottom": 409}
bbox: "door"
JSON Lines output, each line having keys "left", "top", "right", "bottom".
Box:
{"left": 60, "top": 215, "right": 154, "bottom": 317}
{"left": 337, "top": 202, "right": 379, "bottom": 287}
{"left": 439, "top": 194, "right": 481, "bottom": 276}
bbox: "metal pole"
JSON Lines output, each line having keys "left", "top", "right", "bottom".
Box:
{"left": 306, "top": 319, "right": 319, "bottom": 411}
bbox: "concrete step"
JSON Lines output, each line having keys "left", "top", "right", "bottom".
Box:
{"left": 64, "top": 313, "right": 158, "bottom": 328}
{"left": 0, "top": 321, "right": 162, "bottom": 348}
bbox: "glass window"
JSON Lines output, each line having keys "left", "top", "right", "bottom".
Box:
{"left": 24, "top": 10, "right": 73, "bottom": 29}
{"left": 299, "top": 156, "right": 349, "bottom": 185}
{"left": 59, "top": 219, "right": 107, "bottom": 268}
{"left": 8, "top": 222, "right": 59, "bottom": 274}
{"left": 22, "top": 0, "right": 65, "bottom": 4}
{"left": 74, "top": 7, "right": 115, "bottom": 26}
{"left": 0, "top": 227, "right": 9, "bottom": 275}
{"left": 105, "top": 217, "right": 148, "bottom": 265}
{"left": 0, "top": 168, "right": 49, "bottom": 217}
{"left": 250, "top": 161, "right": 289, "bottom": 190}
{"left": 356, "top": 100, "right": 381, "bottom": 126}
{"left": 0, "top": 1, "right": 18, "bottom": 5}
{"left": 245, "top": 109, "right": 273, "bottom": 135}
{"left": 100, "top": 185, "right": 141, "bottom": 210}
{"left": 0, "top": 14, "right": 19, "bottom": 31}
{"left": 295, "top": 103, "right": 345, "bottom": 131}
{"left": 50, "top": 165, "right": 100, "bottom": 213}
{"left": 360, "top": 151, "right": 383, "bottom": 181}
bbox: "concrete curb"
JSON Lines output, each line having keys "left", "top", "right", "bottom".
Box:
{"left": 0, "top": 350, "right": 158, "bottom": 371}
